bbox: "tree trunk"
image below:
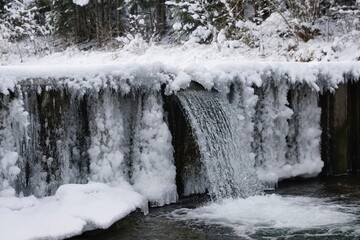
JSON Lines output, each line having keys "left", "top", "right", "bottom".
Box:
{"left": 155, "top": 0, "right": 166, "bottom": 35}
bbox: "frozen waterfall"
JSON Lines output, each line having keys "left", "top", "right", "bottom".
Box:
{"left": 0, "top": 88, "right": 177, "bottom": 207}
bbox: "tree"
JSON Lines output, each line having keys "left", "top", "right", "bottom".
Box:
{"left": 166, "top": 0, "right": 271, "bottom": 43}
{"left": 0, "top": 0, "right": 52, "bottom": 61}
{"left": 0, "top": 0, "right": 46, "bottom": 41}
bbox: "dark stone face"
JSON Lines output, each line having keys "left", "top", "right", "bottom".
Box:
{"left": 320, "top": 81, "right": 360, "bottom": 176}
{"left": 348, "top": 81, "right": 360, "bottom": 173}
{"left": 162, "top": 93, "right": 202, "bottom": 197}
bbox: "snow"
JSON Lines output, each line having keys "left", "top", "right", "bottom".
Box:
{"left": 0, "top": 41, "right": 358, "bottom": 218}
{"left": 0, "top": 182, "right": 148, "bottom": 240}
{"left": 1, "top": 59, "right": 360, "bottom": 96}
{"left": 72, "top": 0, "right": 89, "bottom": 6}
{"left": 170, "top": 194, "right": 357, "bottom": 236}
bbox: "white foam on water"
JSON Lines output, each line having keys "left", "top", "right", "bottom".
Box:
{"left": 170, "top": 194, "right": 357, "bottom": 236}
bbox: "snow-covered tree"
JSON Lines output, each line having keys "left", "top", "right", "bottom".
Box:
{"left": 0, "top": 0, "right": 53, "bottom": 62}
{"left": 0, "top": 0, "right": 49, "bottom": 41}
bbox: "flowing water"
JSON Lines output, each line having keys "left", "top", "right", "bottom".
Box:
{"left": 71, "top": 176, "right": 360, "bottom": 240}
{"left": 177, "top": 91, "right": 262, "bottom": 200}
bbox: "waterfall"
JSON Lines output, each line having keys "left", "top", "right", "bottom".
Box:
{"left": 0, "top": 81, "right": 323, "bottom": 203}
{"left": 177, "top": 90, "right": 262, "bottom": 200}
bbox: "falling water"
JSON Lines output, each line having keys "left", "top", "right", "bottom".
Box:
{"left": 177, "top": 90, "right": 262, "bottom": 200}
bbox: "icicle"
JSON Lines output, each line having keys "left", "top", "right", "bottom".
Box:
{"left": 17, "top": 87, "right": 91, "bottom": 197}
{"left": 253, "top": 81, "right": 293, "bottom": 189}
{"left": 287, "top": 85, "right": 323, "bottom": 177}
{"left": 131, "top": 92, "right": 178, "bottom": 207}
{"left": 88, "top": 89, "right": 130, "bottom": 185}
{"left": 0, "top": 90, "right": 29, "bottom": 197}
{"left": 59, "top": 90, "right": 89, "bottom": 185}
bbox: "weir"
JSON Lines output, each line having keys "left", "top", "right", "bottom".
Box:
{"left": 0, "top": 77, "right": 359, "bottom": 202}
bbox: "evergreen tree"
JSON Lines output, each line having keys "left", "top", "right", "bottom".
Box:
{"left": 1, "top": 0, "right": 359, "bottom": 47}
{"left": 0, "top": 0, "right": 47, "bottom": 41}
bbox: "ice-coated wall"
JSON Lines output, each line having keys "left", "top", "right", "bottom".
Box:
{"left": 0, "top": 87, "right": 177, "bottom": 207}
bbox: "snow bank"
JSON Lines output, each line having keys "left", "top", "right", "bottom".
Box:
{"left": 0, "top": 182, "right": 148, "bottom": 240}
{"left": 0, "top": 61, "right": 359, "bottom": 95}
{"left": 0, "top": 62, "right": 191, "bottom": 95}
{"left": 170, "top": 194, "right": 357, "bottom": 236}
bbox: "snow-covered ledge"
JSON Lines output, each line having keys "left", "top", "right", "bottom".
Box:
{"left": 0, "top": 183, "right": 148, "bottom": 240}
{"left": 1, "top": 61, "right": 360, "bottom": 94}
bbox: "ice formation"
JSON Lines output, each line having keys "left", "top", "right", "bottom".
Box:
{"left": 131, "top": 93, "right": 177, "bottom": 206}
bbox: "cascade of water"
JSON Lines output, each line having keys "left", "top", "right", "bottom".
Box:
{"left": 0, "top": 81, "right": 322, "bottom": 205}
{"left": 177, "top": 90, "right": 262, "bottom": 200}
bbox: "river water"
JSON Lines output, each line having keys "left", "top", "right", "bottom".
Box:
{"left": 71, "top": 176, "right": 360, "bottom": 240}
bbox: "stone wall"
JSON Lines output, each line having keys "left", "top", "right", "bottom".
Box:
{"left": 320, "top": 81, "right": 360, "bottom": 176}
